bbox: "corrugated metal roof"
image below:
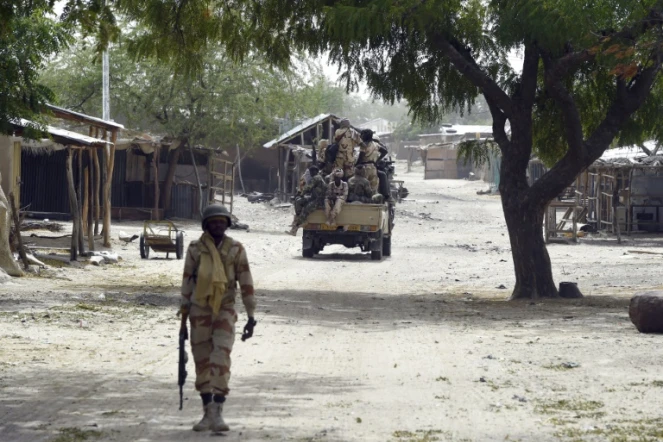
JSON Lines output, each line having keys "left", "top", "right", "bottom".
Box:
{"left": 263, "top": 114, "right": 336, "bottom": 148}
{"left": 45, "top": 104, "right": 125, "bottom": 130}
{"left": 13, "top": 119, "right": 112, "bottom": 147}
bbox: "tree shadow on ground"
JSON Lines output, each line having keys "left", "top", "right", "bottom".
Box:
{"left": 0, "top": 369, "right": 355, "bottom": 442}
{"left": 23, "top": 288, "right": 639, "bottom": 334}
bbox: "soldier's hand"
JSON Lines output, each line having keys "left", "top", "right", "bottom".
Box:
{"left": 241, "top": 317, "right": 257, "bottom": 342}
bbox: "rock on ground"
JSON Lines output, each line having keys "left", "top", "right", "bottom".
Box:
{"left": 629, "top": 291, "right": 663, "bottom": 333}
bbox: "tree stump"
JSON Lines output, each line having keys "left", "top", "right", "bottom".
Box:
{"left": 629, "top": 291, "right": 663, "bottom": 333}
{"left": 559, "top": 282, "right": 584, "bottom": 299}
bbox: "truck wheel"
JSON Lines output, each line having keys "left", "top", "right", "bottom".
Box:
{"left": 302, "top": 248, "right": 314, "bottom": 258}
{"left": 382, "top": 236, "right": 391, "bottom": 257}
{"left": 371, "top": 249, "right": 383, "bottom": 261}
{"left": 175, "top": 231, "right": 184, "bottom": 259}
{"left": 139, "top": 234, "right": 150, "bottom": 259}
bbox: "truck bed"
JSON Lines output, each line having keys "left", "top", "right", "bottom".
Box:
{"left": 304, "top": 203, "right": 385, "bottom": 228}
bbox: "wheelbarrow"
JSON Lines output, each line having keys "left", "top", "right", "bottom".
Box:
{"left": 139, "top": 220, "right": 185, "bottom": 259}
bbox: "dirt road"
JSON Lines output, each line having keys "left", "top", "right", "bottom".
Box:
{"left": 1, "top": 162, "right": 662, "bottom": 442}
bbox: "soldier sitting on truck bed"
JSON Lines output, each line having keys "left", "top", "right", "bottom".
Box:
{"left": 287, "top": 166, "right": 327, "bottom": 236}
{"left": 347, "top": 165, "right": 384, "bottom": 204}
{"left": 325, "top": 168, "right": 348, "bottom": 226}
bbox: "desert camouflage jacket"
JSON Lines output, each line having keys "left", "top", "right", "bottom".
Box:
{"left": 347, "top": 175, "right": 374, "bottom": 202}
{"left": 181, "top": 235, "right": 256, "bottom": 317}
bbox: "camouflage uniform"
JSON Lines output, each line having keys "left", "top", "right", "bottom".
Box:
{"left": 181, "top": 237, "right": 256, "bottom": 396}
{"left": 347, "top": 173, "right": 374, "bottom": 203}
{"left": 333, "top": 127, "right": 361, "bottom": 179}
{"left": 359, "top": 140, "right": 380, "bottom": 193}
{"left": 293, "top": 174, "right": 327, "bottom": 226}
{"left": 325, "top": 177, "right": 348, "bottom": 225}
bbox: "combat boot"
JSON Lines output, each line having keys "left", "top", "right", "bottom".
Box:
{"left": 210, "top": 402, "right": 230, "bottom": 432}
{"left": 192, "top": 402, "right": 215, "bottom": 432}
{"left": 286, "top": 224, "right": 298, "bottom": 236}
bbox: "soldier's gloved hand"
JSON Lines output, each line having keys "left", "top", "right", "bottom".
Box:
{"left": 241, "top": 317, "right": 257, "bottom": 342}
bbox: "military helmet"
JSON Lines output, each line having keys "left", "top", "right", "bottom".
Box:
{"left": 201, "top": 204, "right": 232, "bottom": 229}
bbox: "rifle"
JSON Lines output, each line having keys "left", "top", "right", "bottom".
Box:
{"left": 178, "top": 321, "right": 189, "bottom": 410}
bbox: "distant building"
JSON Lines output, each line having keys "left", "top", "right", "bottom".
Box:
{"left": 362, "top": 118, "right": 396, "bottom": 135}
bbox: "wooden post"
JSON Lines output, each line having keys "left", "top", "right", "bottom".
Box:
{"left": 8, "top": 192, "right": 29, "bottom": 269}
{"left": 596, "top": 171, "right": 602, "bottom": 230}
{"left": 93, "top": 148, "right": 101, "bottom": 235}
{"left": 103, "top": 130, "right": 117, "bottom": 247}
{"left": 86, "top": 149, "right": 95, "bottom": 251}
{"left": 66, "top": 148, "right": 81, "bottom": 261}
{"left": 77, "top": 150, "right": 85, "bottom": 253}
{"left": 83, "top": 160, "right": 90, "bottom": 236}
{"left": 153, "top": 145, "right": 160, "bottom": 220}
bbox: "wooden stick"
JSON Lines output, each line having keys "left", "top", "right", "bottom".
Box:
{"left": 628, "top": 250, "right": 663, "bottom": 255}
{"left": 93, "top": 148, "right": 101, "bottom": 236}
{"left": 153, "top": 145, "right": 160, "bottom": 220}
{"left": 77, "top": 150, "right": 85, "bottom": 253}
{"left": 66, "top": 148, "right": 80, "bottom": 261}
{"left": 8, "top": 192, "right": 30, "bottom": 269}
{"left": 86, "top": 149, "right": 95, "bottom": 251}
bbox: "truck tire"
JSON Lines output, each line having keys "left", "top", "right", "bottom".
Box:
{"left": 175, "top": 231, "right": 184, "bottom": 259}
{"left": 303, "top": 248, "right": 314, "bottom": 258}
{"left": 371, "top": 233, "right": 383, "bottom": 261}
{"left": 382, "top": 236, "right": 391, "bottom": 257}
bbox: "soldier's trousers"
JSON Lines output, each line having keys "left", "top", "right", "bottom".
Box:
{"left": 325, "top": 198, "right": 344, "bottom": 224}
{"left": 364, "top": 164, "right": 379, "bottom": 193}
{"left": 333, "top": 152, "right": 354, "bottom": 179}
{"left": 295, "top": 200, "right": 320, "bottom": 226}
{"left": 189, "top": 303, "right": 237, "bottom": 396}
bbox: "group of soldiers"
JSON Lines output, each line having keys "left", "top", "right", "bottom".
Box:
{"left": 287, "top": 119, "right": 389, "bottom": 236}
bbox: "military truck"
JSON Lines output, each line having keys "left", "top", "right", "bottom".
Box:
{"left": 301, "top": 203, "right": 394, "bottom": 260}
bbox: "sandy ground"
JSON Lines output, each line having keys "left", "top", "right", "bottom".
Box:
{"left": 1, "top": 162, "right": 663, "bottom": 442}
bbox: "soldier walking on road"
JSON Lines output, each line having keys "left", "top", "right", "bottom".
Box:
{"left": 325, "top": 168, "right": 348, "bottom": 226}
{"left": 180, "top": 204, "right": 257, "bottom": 433}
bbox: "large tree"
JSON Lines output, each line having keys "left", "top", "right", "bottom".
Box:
{"left": 234, "top": 0, "right": 663, "bottom": 300}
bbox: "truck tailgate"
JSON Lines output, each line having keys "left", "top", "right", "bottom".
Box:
{"left": 305, "top": 204, "right": 384, "bottom": 227}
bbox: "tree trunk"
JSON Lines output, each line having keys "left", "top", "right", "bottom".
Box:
{"left": 9, "top": 192, "right": 30, "bottom": 270}
{"left": 498, "top": 122, "right": 559, "bottom": 300}
{"left": 161, "top": 139, "right": 186, "bottom": 214}
{"left": 0, "top": 174, "right": 23, "bottom": 277}
{"left": 502, "top": 190, "right": 559, "bottom": 299}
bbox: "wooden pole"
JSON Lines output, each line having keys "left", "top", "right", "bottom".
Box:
{"left": 66, "top": 148, "right": 80, "bottom": 261}
{"left": 83, "top": 160, "right": 90, "bottom": 236}
{"left": 76, "top": 150, "right": 85, "bottom": 253}
{"left": 103, "top": 130, "right": 117, "bottom": 247}
{"left": 93, "top": 148, "right": 101, "bottom": 235}
{"left": 86, "top": 149, "right": 95, "bottom": 251}
{"left": 153, "top": 145, "right": 160, "bottom": 220}
{"left": 8, "top": 192, "right": 30, "bottom": 269}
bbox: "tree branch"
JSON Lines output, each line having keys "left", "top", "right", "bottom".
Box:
{"left": 541, "top": 51, "right": 586, "bottom": 158}
{"left": 485, "top": 96, "right": 510, "bottom": 151}
{"left": 530, "top": 51, "right": 663, "bottom": 205}
{"left": 519, "top": 43, "right": 539, "bottom": 110}
{"left": 432, "top": 36, "right": 514, "bottom": 118}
